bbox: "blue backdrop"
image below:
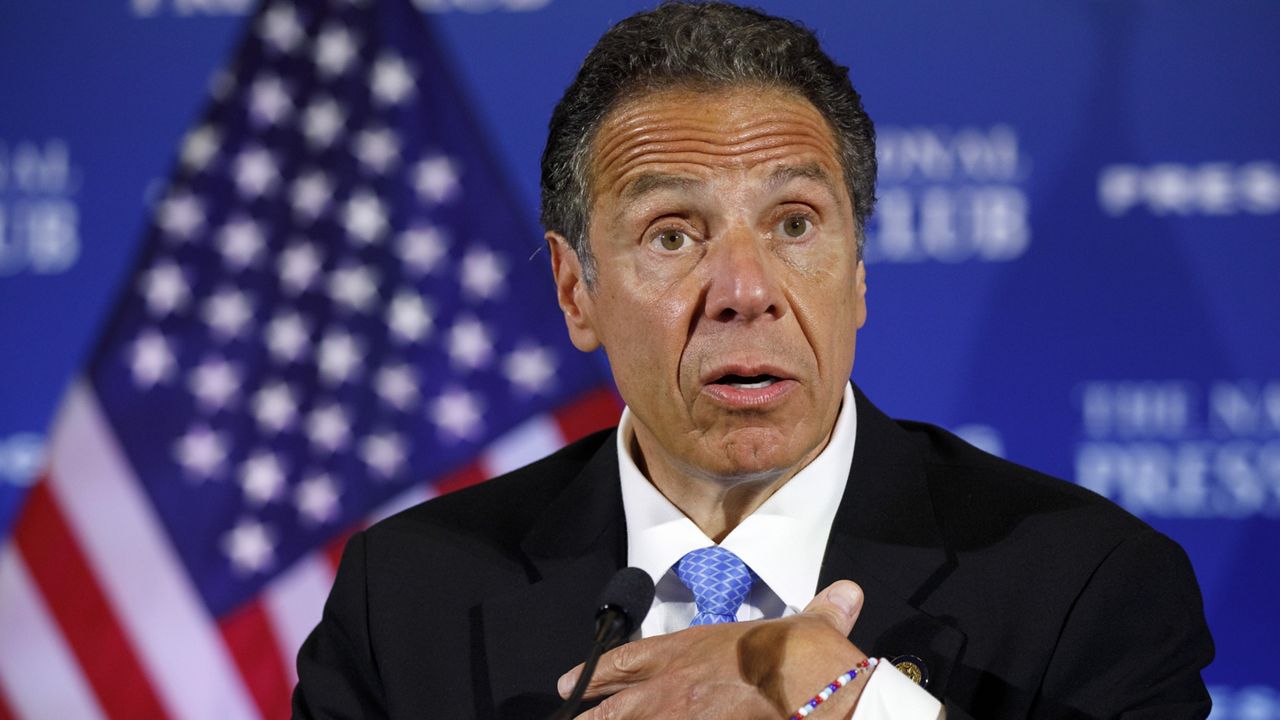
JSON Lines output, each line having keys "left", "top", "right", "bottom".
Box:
{"left": 1, "top": 1, "right": 1276, "bottom": 716}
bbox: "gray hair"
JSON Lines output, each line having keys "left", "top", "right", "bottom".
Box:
{"left": 540, "top": 1, "right": 877, "bottom": 283}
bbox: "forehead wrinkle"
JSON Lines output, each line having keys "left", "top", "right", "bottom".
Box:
{"left": 593, "top": 113, "right": 837, "bottom": 180}
{"left": 597, "top": 105, "right": 834, "bottom": 151}
{"left": 601, "top": 136, "right": 838, "bottom": 200}
{"left": 588, "top": 86, "right": 846, "bottom": 215}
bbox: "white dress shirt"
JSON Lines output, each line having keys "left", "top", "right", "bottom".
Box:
{"left": 617, "top": 383, "right": 943, "bottom": 719}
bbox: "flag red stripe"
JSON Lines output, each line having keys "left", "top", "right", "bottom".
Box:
{"left": 219, "top": 599, "right": 293, "bottom": 720}
{"left": 324, "top": 528, "right": 358, "bottom": 575}
{"left": 554, "top": 387, "right": 623, "bottom": 443}
{"left": 435, "top": 460, "right": 486, "bottom": 496}
{"left": 12, "top": 481, "right": 170, "bottom": 720}
{"left": 0, "top": 685, "right": 16, "bottom": 720}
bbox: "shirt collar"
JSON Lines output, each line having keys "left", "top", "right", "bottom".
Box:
{"left": 618, "top": 383, "right": 857, "bottom": 612}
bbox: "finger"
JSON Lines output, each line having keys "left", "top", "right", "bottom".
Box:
{"left": 558, "top": 635, "right": 667, "bottom": 700}
{"left": 557, "top": 662, "right": 584, "bottom": 699}
{"left": 801, "top": 580, "right": 863, "bottom": 636}
{"left": 574, "top": 684, "right": 643, "bottom": 720}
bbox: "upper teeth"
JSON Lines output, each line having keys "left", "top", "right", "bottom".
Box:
{"left": 730, "top": 378, "right": 775, "bottom": 389}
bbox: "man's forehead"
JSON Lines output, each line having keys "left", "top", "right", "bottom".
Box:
{"left": 618, "top": 161, "right": 839, "bottom": 202}
{"left": 588, "top": 84, "right": 845, "bottom": 201}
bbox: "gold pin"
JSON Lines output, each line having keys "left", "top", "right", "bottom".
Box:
{"left": 890, "top": 654, "right": 928, "bottom": 687}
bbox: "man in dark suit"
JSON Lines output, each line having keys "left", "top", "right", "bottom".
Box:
{"left": 294, "top": 4, "right": 1214, "bottom": 718}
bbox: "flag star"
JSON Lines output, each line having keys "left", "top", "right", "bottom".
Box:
{"left": 430, "top": 388, "right": 484, "bottom": 440}
{"left": 209, "top": 70, "right": 235, "bottom": 101}
{"left": 354, "top": 127, "right": 400, "bottom": 174}
{"left": 252, "top": 381, "right": 298, "bottom": 432}
{"left": 222, "top": 519, "right": 275, "bottom": 575}
{"left": 396, "top": 225, "right": 447, "bottom": 275}
{"left": 265, "top": 311, "right": 310, "bottom": 363}
{"left": 446, "top": 317, "right": 493, "bottom": 370}
{"left": 129, "top": 330, "right": 176, "bottom": 388}
{"left": 371, "top": 54, "right": 415, "bottom": 105}
{"left": 278, "top": 241, "right": 323, "bottom": 294}
{"left": 239, "top": 451, "right": 287, "bottom": 506}
{"left": 180, "top": 126, "right": 220, "bottom": 172}
{"left": 156, "top": 191, "right": 205, "bottom": 240}
{"left": 327, "top": 264, "right": 379, "bottom": 312}
{"left": 217, "top": 216, "right": 266, "bottom": 270}
{"left": 174, "top": 424, "right": 228, "bottom": 479}
{"left": 233, "top": 146, "right": 279, "bottom": 198}
{"left": 375, "top": 363, "right": 419, "bottom": 411}
{"left": 306, "top": 404, "right": 351, "bottom": 452}
{"left": 460, "top": 248, "right": 507, "bottom": 300}
{"left": 295, "top": 473, "right": 341, "bottom": 525}
{"left": 314, "top": 26, "right": 358, "bottom": 77}
{"left": 291, "top": 170, "right": 333, "bottom": 220}
{"left": 248, "top": 75, "right": 293, "bottom": 126}
{"left": 188, "top": 357, "right": 241, "bottom": 410}
{"left": 343, "top": 190, "right": 388, "bottom": 243}
{"left": 139, "top": 261, "right": 189, "bottom": 316}
{"left": 414, "top": 155, "right": 461, "bottom": 204}
{"left": 504, "top": 345, "right": 557, "bottom": 394}
{"left": 318, "top": 330, "right": 364, "bottom": 385}
{"left": 259, "top": 3, "right": 303, "bottom": 53}
{"left": 360, "top": 432, "right": 406, "bottom": 478}
{"left": 301, "top": 97, "right": 345, "bottom": 148}
{"left": 387, "top": 291, "right": 433, "bottom": 343}
{"left": 202, "top": 288, "right": 255, "bottom": 339}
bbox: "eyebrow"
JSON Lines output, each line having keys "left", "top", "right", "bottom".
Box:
{"left": 619, "top": 172, "right": 702, "bottom": 201}
{"left": 616, "top": 162, "right": 839, "bottom": 202}
{"left": 766, "top": 162, "right": 839, "bottom": 196}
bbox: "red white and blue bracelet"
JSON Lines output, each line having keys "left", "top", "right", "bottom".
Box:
{"left": 787, "top": 657, "right": 879, "bottom": 719}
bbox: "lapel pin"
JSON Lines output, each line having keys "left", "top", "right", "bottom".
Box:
{"left": 889, "top": 654, "right": 929, "bottom": 688}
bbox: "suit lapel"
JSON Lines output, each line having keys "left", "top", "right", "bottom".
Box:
{"left": 819, "top": 386, "right": 967, "bottom": 698}
{"left": 478, "top": 433, "right": 626, "bottom": 718}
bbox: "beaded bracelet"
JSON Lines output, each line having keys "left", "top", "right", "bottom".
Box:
{"left": 787, "top": 657, "right": 879, "bottom": 719}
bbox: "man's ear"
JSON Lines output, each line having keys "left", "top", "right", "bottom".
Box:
{"left": 546, "top": 232, "right": 602, "bottom": 352}
{"left": 853, "top": 259, "right": 868, "bottom": 330}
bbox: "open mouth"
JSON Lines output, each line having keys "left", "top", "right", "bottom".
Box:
{"left": 713, "top": 373, "right": 780, "bottom": 389}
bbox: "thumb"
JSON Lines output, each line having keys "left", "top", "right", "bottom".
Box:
{"left": 802, "top": 580, "right": 863, "bottom": 636}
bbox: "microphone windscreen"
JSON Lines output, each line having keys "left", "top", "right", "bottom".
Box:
{"left": 596, "top": 567, "right": 656, "bottom": 633}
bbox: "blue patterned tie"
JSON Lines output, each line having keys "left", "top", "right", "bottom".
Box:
{"left": 674, "top": 546, "right": 755, "bottom": 626}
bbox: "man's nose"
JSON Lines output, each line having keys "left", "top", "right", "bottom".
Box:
{"left": 702, "top": 225, "right": 785, "bottom": 323}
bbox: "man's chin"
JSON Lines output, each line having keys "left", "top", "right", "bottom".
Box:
{"left": 697, "top": 431, "right": 815, "bottom": 485}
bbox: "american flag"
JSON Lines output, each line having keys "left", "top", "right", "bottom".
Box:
{"left": 0, "top": 0, "right": 618, "bottom": 717}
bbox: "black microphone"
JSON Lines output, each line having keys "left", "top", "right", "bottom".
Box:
{"left": 549, "top": 567, "right": 655, "bottom": 720}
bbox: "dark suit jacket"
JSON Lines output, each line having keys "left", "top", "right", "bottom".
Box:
{"left": 293, "top": 386, "right": 1214, "bottom": 719}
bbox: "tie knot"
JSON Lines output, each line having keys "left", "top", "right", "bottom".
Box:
{"left": 674, "top": 546, "right": 755, "bottom": 626}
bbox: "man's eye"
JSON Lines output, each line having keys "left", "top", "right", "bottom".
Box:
{"left": 655, "top": 230, "right": 690, "bottom": 251}
{"left": 781, "top": 216, "right": 812, "bottom": 238}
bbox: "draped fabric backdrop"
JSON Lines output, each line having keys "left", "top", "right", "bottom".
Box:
{"left": 0, "top": 1, "right": 1276, "bottom": 718}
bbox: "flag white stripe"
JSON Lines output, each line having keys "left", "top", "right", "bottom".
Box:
{"left": 481, "top": 414, "right": 566, "bottom": 477}
{"left": 367, "top": 482, "right": 436, "bottom": 525}
{"left": 46, "top": 381, "right": 260, "bottom": 720}
{"left": 0, "top": 544, "right": 106, "bottom": 720}
{"left": 263, "top": 554, "right": 335, "bottom": 685}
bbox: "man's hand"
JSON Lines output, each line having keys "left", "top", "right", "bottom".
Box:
{"left": 557, "top": 580, "right": 871, "bottom": 719}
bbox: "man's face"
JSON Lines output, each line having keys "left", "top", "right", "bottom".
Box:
{"left": 549, "top": 85, "right": 867, "bottom": 487}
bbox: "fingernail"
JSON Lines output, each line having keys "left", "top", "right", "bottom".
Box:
{"left": 557, "top": 671, "right": 575, "bottom": 697}
{"left": 828, "top": 584, "right": 861, "bottom": 617}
